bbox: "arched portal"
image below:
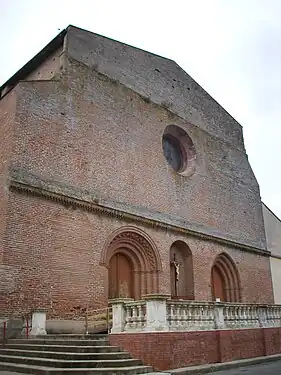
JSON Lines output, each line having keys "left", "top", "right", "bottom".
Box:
{"left": 109, "top": 252, "right": 134, "bottom": 299}
{"left": 170, "top": 241, "right": 194, "bottom": 300}
{"left": 101, "top": 227, "right": 162, "bottom": 300}
{"left": 211, "top": 253, "right": 241, "bottom": 302}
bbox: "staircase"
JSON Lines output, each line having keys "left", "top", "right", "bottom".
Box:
{"left": 0, "top": 334, "right": 154, "bottom": 374}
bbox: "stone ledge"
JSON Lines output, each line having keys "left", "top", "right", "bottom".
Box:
{"left": 9, "top": 168, "right": 269, "bottom": 256}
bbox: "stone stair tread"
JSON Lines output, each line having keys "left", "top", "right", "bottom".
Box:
{"left": 6, "top": 344, "right": 117, "bottom": 349}
{"left": 4, "top": 344, "right": 122, "bottom": 353}
{"left": 0, "top": 361, "right": 153, "bottom": 373}
{"left": 0, "top": 349, "right": 125, "bottom": 356}
{"left": 8, "top": 340, "right": 109, "bottom": 346}
{"left": 38, "top": 335, "right": 108, "bottom": 338}
{"left": 0, "top": 355, "right": 138, "bottom": 364}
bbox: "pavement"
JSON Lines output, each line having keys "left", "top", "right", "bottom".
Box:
{"left": 1, "top": 358, "right": 281, "bottom": 375}
{"left": 207, "top": 360, "right": 281, "bottom": 374}
{"left": 167, "top": 355, "right": 281, "bottom": 374}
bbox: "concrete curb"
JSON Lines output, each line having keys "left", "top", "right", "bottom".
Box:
{"left": 164, "top": 354, "right": 281, "bottom": 374}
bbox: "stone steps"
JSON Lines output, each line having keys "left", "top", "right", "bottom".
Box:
{"left": 0, "top": 334, "right": 154, "bottom": 374}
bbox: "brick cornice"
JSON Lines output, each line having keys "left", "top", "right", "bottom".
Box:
{"left": 9, "top": 178, "right": 270, "bottom": 257}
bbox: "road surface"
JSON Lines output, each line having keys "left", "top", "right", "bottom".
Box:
{"left": 210, "top": 360, "right": 281, "bottom": 374}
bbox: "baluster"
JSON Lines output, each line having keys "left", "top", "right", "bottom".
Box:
{"left": 223, "top": 306, "right": 228, "bottom": 328}
{"left": 136, "top": 304, "right": 143, "bottom": 330}
{"left": 238, "top": 306, "right": 244, "bottom": 327}
{"left": 246, "top": 306, "right": 248, "bottom": 327}
{"left": 208, "top": 304, "right": 215, "bottom": 329}
{"left": 227, "top": 305, "right": 232, "bottom": 327}
{"left": 170, "top": 304, "right": 176, "bottom": 330}
{"left": 124, "top": 305, "right": 130, "bottom": 331}
{"left": 187, "top": 304, "right": 192, "bottom": 329}
{"left": 182, "top": 305, "right": 188, "bottom": 330}
{"left": 178, "top": 304, "right": 183, "bottom": 329}
{"left": 241, "top": 306, "right": 247, "bottom": 327}
{"left": 201, "top": 304, "right": 207, "bottom": 329}
{"left": 175, "top": 304, "right": 181, "bottom": 329}
{"left": 166, "top": 303, "right": 171, "bottom": 329}
{"left": 131, "top": 305, "right": 137, "bottom": 329}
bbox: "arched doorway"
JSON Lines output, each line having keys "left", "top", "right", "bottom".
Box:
{"left": 211, "top": 265, "right": 226, "bottom": 302}
{"left": 211, "top": 253, "right": 241, "bottom": 302}
{"left": 170, "top": 241, "right": 194, "bottom": 300}
{"left": 108, "top": 252, "right": 134, "bottom": 299}
{"left": 101, "top": 227, "right": 162, "bottom": 300}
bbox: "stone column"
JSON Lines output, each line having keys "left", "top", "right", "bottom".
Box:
{"left": 143, "top": 294, "right": 169, "bottom": 332}
{"left": 30, "top": 310, "right": 47, "bottom": 336}
{"left": 214, "top": 302, "right": 225, "bottom": 329}
{"left": 110, "top": 298, "right": 133, "bottom": 333}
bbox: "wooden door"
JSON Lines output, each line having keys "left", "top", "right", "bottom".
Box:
{"left": 108, "top": 252, "right": 134, "bottom": 299}
{"left": 212, "top": 266, "right": 226, "bottom": 302}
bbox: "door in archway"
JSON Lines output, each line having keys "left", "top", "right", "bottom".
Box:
{"left": 212, "top": 265, "right": 226, "bottom": 302}
{"left": 108, "top": 252, "right": 134, "bottom": 299}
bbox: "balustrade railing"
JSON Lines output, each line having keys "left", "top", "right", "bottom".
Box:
{"left": 124, "top": 301, "right": 146, "bottom": 331}
{"left": 167, "top": 301, "right": 215, "bottom": 331}
{"left": 110, "top": 296, "right": 281, "bottom": 334}
{"left": 223, "top": 304, "right": 260, "bottom": 329}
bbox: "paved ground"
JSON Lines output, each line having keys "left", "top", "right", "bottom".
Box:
{"left": 210, "top": 360, "right": 281, "bottom": 374}
{"left": 1, "top": 361, "right": 281, "bottom": 374}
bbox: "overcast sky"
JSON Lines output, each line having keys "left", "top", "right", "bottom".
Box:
{"left": 1, "top": 0, "right": 280, "bottom": 218}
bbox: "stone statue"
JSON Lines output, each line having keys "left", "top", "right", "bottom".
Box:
{"left": 171, "top": 254, "right": 181, "bottom": 297}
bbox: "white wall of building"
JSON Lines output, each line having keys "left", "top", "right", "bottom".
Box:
{"left": 263, "top": 203, "right": 281, "bottom": 304}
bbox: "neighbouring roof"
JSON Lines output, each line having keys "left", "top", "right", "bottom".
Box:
{"left": 0, "top": 28, "right": 67, "bottom": 99}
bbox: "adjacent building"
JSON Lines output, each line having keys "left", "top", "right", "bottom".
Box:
{"left": 263, "top": 203, "right": 281, "bottom": 304}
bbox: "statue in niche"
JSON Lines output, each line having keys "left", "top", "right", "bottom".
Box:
{"left": 170, "top": 253, "right": 181, "bottom": 298}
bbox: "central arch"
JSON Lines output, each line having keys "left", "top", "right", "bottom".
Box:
{"left": 211, "top": 252, "right": 241, "bottom": 302}
{"left": 101, "top": 227, "right": 162, "bottom": 300}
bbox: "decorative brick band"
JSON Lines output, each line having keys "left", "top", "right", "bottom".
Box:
{"left": 9, "top": 178, "right": 270, "bottom": 257}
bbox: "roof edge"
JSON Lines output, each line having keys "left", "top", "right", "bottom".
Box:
{"left": 0, "top": 28, "right": 67, "bottom": 99}
{"left": 262, "top": 201, "right": 281, "bottom": 223}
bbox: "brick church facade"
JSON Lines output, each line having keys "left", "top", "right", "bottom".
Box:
{"left": 0, "top": 26, "right": 274, "bottom": 321}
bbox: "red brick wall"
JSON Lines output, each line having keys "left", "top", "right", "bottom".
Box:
{"left": 0, "top": 90, "right": 16, "bottom": 312}
{"left": 13, "top": 62, "right": 266, "bottom": 250}
{"left": 0, "top": 90, "right": 16, "bottom": 262}
{"left": 264, "top": 327, "right": 281, "bottom": 355}
{"left": 219, "top": 329, "right": 264, "bottom": 362}
{"left": 2, "top": 189, "right": 274, "bottom": 317}
{"left": 0, "top": 56, "right": 274, "bottom": 315}
{"left": 110, "top": 328, "right": 281, "bottom": 371}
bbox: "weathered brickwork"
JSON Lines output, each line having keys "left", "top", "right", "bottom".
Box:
{"left": 0, "top": 26, "right": 274, "bottom": 316}
{"left": 2, "top": 190, "right": 273, "bottom": 316}
{"left": 0, "top": 90, "right": 16, "bottom": 263}
{"left": 110, "top": 328, "right": 281, "bottom": 370}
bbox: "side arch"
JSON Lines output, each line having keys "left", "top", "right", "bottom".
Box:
{"left": 170, "top": 240, "right": 194, "bottom": 300}
{"left": 211, "top": 252, "right": 241, "bottom": 302}
{"left": 101, "top": 226, "right": 162, "bottom": 299}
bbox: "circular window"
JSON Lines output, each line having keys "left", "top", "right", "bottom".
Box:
{"left": 162, "top": 134, "right": 185, "bottom": 173}
{"left": 162, "top": 125, "right": 196, "bottom": 176}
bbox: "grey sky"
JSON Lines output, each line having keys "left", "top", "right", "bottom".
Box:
{"left": 1, "top": 0, "right": 280, "bottom": 218}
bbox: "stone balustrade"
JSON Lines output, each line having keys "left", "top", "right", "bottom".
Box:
{"left": 110, "top": 295, "right": 281, "bottom": 333}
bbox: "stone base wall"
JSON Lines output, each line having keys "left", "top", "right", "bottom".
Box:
{"left": 110, "top": 328, "right": 281, "bottom": 371}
